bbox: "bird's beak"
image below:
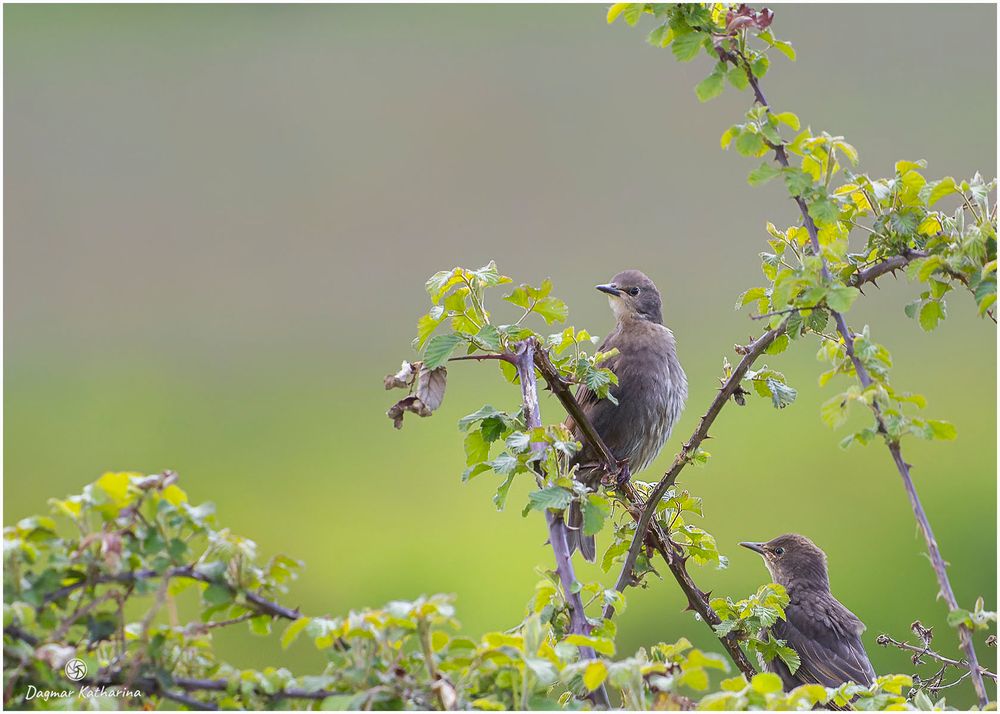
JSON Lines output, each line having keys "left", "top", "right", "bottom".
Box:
{"left": 596, "top": 284, "right": 621, "bottom": 296}
{"left": 739, "top": 541, "right": 766, "bottom": 555}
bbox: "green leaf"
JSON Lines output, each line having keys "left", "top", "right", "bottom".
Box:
{"left": 671, "top": 31, "right": 704, "bottom": 62}
{"left": 582, "top": 494, "right": 611, "bottom": 536}
{"left": 927, "top": 420, "right": 957, "bottom": 441}
{"left": 735, "top": 286, "right": 767, "bottom": 310}
{"left": 918, "top": 300, "right": 945, "bottom": 332}
{"left": 695, "top": 68, "right": 726, "bottom": 102}
{"left": 582, "top": 660, "right": 608, "bottom": 691}
{"left": 727, "top": 66, "right": 749, "bottom": 90}
{"left": 821, "top": 394, "right": 850, "bottom": 429}
{"left": 783, "top": 168, "right": 813, "bottom": 195}
{"left": 526, "top": 486, "right": 573, "bottom": 513}
{"left": 646, "top": 23, "right": 672, "bottom": 48}
{"left": 534, "top": 296, "right": 569, "bottom": 324}
{"left": 734, "top": 130, "right": 766, "bottom": 157}
{"left": 280, "top": 617, "right": 311, "bottom": 649}
{"left": 776, "top": 645, "right": 801, "bottom": 674}
{"left": 772, "top": 111, "right": 800, "bottom": 131}
{"left": 203, "top": 583, "right": 233, "bottom": 607}
{"left": 765, "top": 334, "right": 789, "bottom": 355}
{"left": 766, "top": 379, "right": 797, "bottom": 409}
{"left": 493, "top": 474, "right": 515, "bottom": 511}
{"left": 606, "top": 3, "right": 629, "bottom": 23}
{"left": 928, "top": 177, "right": 957, "bottom": 206}
{"left": 622, "top": 3, "right": 643, "bottom": 26}
{"left": 751, "top": 54, "right": 770, "bottom": 78}
{"left": 424, "top": 333, "right": 463, "bottom": 369}
{"left": 249, "top": 614, "right": 272, "bottom": 636}
{"left": 563, "top": 634, "right": 615, "bottom": 656}
{"left": 751, "top": 672, "right": 784, "bottom": 695}
{"left": 947, "top": 608, "right": 972, "bottom": 629}
{"left": 826, "top": 286, "right": 860, "bottom": 313}
{"left": 747, "top": 163, "right": 781, "bottom": 186}
{"left": 464, "top": 430, "right": 490, "bottom": 465}
{"left": 808, "top": 196, "right": 839, "bottom": 225}
{"left": 416, "top": 311, "right": 444, "bottom": 349}
{"left": 474, "top": 325, "right": 501, "bottom": 351}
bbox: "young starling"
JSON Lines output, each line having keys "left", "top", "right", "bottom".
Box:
{"left": 564, "top": 270, "right": 688, "bottom": 561}
{"left": 740, "top": 534, "right": 877, "bottom": 691}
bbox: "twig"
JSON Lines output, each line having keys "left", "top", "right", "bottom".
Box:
{"left": 728, "top": 43, "right": 991, "bottom": 707}
{"left": 448, "top": 354, "right": 513, "bottom": 363}
{"left": 876, "top": 633, "right": 997, "bottom": 681}
{"left": 750, "top": 305, "right": 818, "bottom": 320}
{"left": 42, "top": 566, "right": 301, "bottom": 622}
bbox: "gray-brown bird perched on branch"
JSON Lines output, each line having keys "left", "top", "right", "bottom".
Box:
{"left": 740, "top": 534, "right": 877, "bottom": 692}
{"left": 564, "top": 270, "right": 687, "bottom": 561}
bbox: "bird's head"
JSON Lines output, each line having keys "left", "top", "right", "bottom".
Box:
{"left": 596, "top": 270, "right": 663, "bottom": 324}
{"left": 740, "top": 533, "right": 830, "bottom": 591}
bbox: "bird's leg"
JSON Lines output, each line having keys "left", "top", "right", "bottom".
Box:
{"left": 614, "top": 460, "right": 631, "bottom": 488}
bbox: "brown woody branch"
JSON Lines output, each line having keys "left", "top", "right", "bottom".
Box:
{"left": 511, "top": 340, "right": 611, "bottom": 709}
{"left": 41, "top": 565, "right": 302, "bottom": 621}
{"left": 725, "top": 42, "right": 991, "bottom": 706}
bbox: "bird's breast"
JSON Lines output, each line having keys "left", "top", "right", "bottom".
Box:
{"left": 606, "top": 323, "right": 688, "bottom": 472}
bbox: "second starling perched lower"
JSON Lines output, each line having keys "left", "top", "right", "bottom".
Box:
{"left": 740, "top": 534, "right": 877, "bottom": 693}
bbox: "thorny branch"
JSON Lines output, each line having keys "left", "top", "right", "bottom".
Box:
{"left": 876, "top": 631, "right": 996, "bottom": 682}
{"left": 511, "top": 340, "right": 612, "bottom": 710}
{"left": 721, "top": 40, "right": 991, "bottom": 706}
{"left": 41, "top": 565, "right": 302, "bottom": 621}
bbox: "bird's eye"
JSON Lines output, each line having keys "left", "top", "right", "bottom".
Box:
{"left": 774, "top": 547, "right": 785, "bottom": 556}
{"left": 626, "top": 287, "right": 640, "bottom": 296}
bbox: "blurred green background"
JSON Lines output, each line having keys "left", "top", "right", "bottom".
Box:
{"left": 5, "top": 4, "right": 996, "bottom": 707}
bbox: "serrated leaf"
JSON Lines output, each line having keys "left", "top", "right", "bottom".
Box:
{"left": 534, "top": 296, "right": 568, "bottom": 324}
{"left": 695, "top": 69, "right": 725, "bottom": 102}
{"left": 826, "top": 286, "right": 859, "bottom": 313}
{"left": 423, "top": 333, "right": 463, "bottom": 369}
{"left": 526, "top": 486, "right": 573, "bottom": 513}
{"left": 734, "top": 130, "right": 766, "bottom": 157}
{"left": 281, "top": 618, "right": 311, "bottom": 650}
{"left": 748, "top": 163, "right": 781, "bottom": 186}
{"left": 582, "top": 494, "right": 611, "bottom": 536}
{"left": 563, "top": 634, "right": 615, "bottom": 656}
{"left": 927, "top": 420, "right": 957, "bottom": 440}
{"left": 808, "top": 196, "right": 839, "bottom": 225}
{"left": 772, "top": 111, "right": 800, "bottom": 131}
{"left": 671, "top": 31, "right": 704, "bottom": 62}
{"left": 918, "top": 300, "right": 945, "bottom": 332}
{"left": 766, "top": 379, "right": 796, "bottom": 409}
{"left": 928, "top": 177, "right": 957, "bottom": 206}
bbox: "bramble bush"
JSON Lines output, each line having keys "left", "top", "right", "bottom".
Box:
{"left": 4, "top": 3, "right": 996, "bottom": 710}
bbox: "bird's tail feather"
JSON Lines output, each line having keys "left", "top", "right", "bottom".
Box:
{"left": 565, "top": 501, "right": 597, "bottom": 562}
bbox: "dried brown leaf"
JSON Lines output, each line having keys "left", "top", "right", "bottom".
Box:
{"left": 416, "top": 366, "right": 447, "bottom": 412}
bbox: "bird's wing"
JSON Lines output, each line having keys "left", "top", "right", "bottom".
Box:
{"left": 773, "top": 597, "right": 876, "bottom": 688}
